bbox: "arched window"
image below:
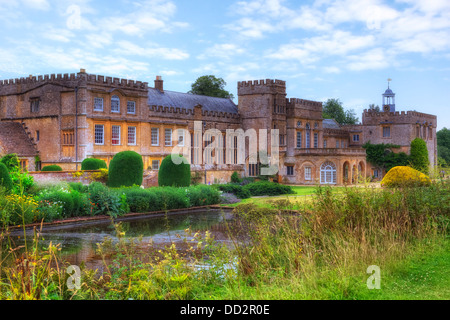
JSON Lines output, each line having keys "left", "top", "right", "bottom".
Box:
{"left": 111, "top": 95, "right": 120, "bottom": 113}
{"left": 320, "top": 161, "right": 337, "bottom": 184}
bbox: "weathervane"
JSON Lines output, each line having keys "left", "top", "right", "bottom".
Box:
{"left": 387, "top": 78, "right": 392, "bottom": 89}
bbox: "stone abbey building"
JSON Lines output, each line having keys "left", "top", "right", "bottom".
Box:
{"left": 0, "top": 69, "right": 437, "bottom": 185}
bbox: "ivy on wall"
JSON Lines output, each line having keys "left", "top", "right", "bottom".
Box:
{"left": 362, "top": 142, "right": 410, "bottom": 172}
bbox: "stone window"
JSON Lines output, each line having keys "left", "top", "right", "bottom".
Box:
{"left": 314, "top": 133, "right": 318, "bottom": 148}
{"left": 127, "top": 101, "right": 136, "bottom": 114}
{"left": 336, "top": 140, "right": 339, "bottom": 148}
{"left": 128, "top": 126, "right": 136, "bottom": 145}
{"left": 248, "top": 163, "right": 260, "bottom": 177}
{"left": 323, "top": 139, "right": 327, "bottom": 148}
{"left": 305, "top": 166, "right": 312, "bottom": 180}
{"left": 94, "top": 98, "right": 104, "bottom": 111}
{"left": 151, "top": 128, "right": 159, "bottom": 146}
{"left": 287, "top": 166, "right": 294, "bottom": 176}
{"left": 177, "top": 129, "right": 185, "bottom": 146}
{"left": 320, "top": 161, "right": 337, "bottom": 184}
{"left": 20, "top": 159, "right": 28, "bottom": 172}
{"left": 305, "top": 124, "right": 311, "bottom": 149}
{"left": 152, "top": 160, "right": 160, "bottom": 170}
{"left": 296, "top": 131, "right": 302, "bottom": 148}
{"left": 62, "top": 130, "right": 74, "bottom": 145}
{"left": 353, "top": 134, "right": 360, "bottom": 142}
{"left": 111, "top": 95, "right": 120, "bottom": 113}
{"left": 111, "top": 125, "right": 121, "bottom": 145}
{"left": 94, "top": 124, "right": 104, "bottom": 145}
{"left": 165, "top": 128, "right": 172, "bottom": 146}
{"left": 30, "top": 98, "right": 40, "bottom": 113}
{"left": 36, "top": 130, "right": 40, "bottom": 142}
{"left": 383, "top": 126, "right": 390, "bottom": 138}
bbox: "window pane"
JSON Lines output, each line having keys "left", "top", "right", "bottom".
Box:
{"left": 127, "top": 101, "right": 136, "bottom": 114}
{"left": 111, "top": 95, "right": 120, "bottom": 112}
{"left": 128, "top": 126, "right": 136, "bottom": 145}
{"left": 165, "top": 129, "right": 172, "bottom": 146}
{"left": 94, "top": 98, "right": 103, "bottom": 111}
{"left": 112, "top": 125, "right": 121, "bottom": 145}
{"left": 152, "top": 160, "right": 160, "bottom": 170}
{"left": 177, "top": 129, "right": 185, "bottom": 146}
{"left": 95, "top": 125, "right": 104, "bottom": 144}
{"left": 296, "top": 131, "right": 302, "bottom": 148}
{"left": 314, "top": 133, "right": 318, "bottom": 148}
{"left": 151, "top": 128, "right": 159, "bottom": 146}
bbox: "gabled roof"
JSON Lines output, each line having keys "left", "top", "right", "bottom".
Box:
{"left": 323, "top": 119, "right": 341, "bottom": 129}
{"left": 0, "top": 122, "right": 37, "bottom": 157}
{"left": 147, "top": 88, "right": 238, "bottom": 114}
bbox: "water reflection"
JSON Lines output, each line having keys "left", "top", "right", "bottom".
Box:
{"left": 4, "top": 209, "right": 238, "bottom": 271}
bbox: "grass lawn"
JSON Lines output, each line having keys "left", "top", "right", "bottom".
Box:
{"left": 221, "top": 185, "right": 345, "bottom": 208}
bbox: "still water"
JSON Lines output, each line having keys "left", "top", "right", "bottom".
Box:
{"left": 5, "top": 209, "right": 237, "bottom": 271}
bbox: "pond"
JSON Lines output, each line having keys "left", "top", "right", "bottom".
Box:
{"left": 4, "top": 209, "right": 238, "bottom": 272}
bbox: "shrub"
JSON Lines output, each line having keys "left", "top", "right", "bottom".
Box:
{"left": 217, "top": 184, "right": 251, "bottom": 199}
{"left": 1, "top": 194, "right": 39, "bottom": 225}
{"left": 0, "top": 153, "right": 20, "bottom": 172}
{"left": 158, "top": 154, "right": 191, "bottom": 187}
{"left": 108, "top": 151, "right": 143, "bottom": 188}
{"left": 42, "top": 165, "right": 63, "bottom": 172}
{"left": 186, "top": 185, "right": 221, "bottom": 207}
{"left": 88, "top": 182, "right": 127, "bottom": 217}
{"left": 0, "top": 163, "right": 13, "bottom": 191}
{"left": 230, "top": 171, "right": 241, "bottom": 183}
{"left": 242, "top": 181, "right": 295, "bottom": 196}
{"left": 121, "top": 187, "right": 152, "bottom": 213}
{"left": 91, "top": 168, "right": 108, "bottom": 183}
{"left": 381, "top": 166, "right": 431, "bottom": 188}
{"left": 37, "top": 188, "right": 74, "bottom": 218}
{"left": 81, "top": 158, "right": 107, "bottom": 170}
{"left": 410, "top": 138, "right": 430, "bottom": 175}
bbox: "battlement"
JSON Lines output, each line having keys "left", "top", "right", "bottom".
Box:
{"left": 362, "top": 109, "right": 437, "bottom": 126}
{"left": 149, "top": 105, "right": 240, "bottom": 119}
{"left": 0, "top": 73, "right": 78, "bottom": 87}
{"left": 287, "top": 98, "right": 322, "bottom": 109}
{"left": 238, "top": 79, "right": 286, "bottom": 87}
{"left": 87, "top": 74, "right": 148, "bottom": 90}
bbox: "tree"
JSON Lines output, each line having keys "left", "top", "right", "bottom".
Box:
{"left": 410, "top": 138, "right": 429, "bottom": 175}
{"left": 189, "top": 75, "right": 234, "bottom": 100}
{"left": 322, "top": 98, "right": 358, "bottom": 125}
{"left": 108, "top": 151, "right": 143, "bottom": 188}
{"left": 437, "top": 127, "right": 450, "bottom": 165}
{"left": 368, "top": 104, "right": 381, "bottom": 112}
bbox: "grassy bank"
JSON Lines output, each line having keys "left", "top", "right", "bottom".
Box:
{"left": 0, "top": 181, "right": 449, "bottom": 300}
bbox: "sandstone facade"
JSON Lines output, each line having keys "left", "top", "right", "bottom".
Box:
{"left": 0, "top": 70, "right": 437, "bottom": 185}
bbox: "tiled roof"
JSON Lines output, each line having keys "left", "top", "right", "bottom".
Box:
{"left": 147, "top": 88, "right": 238, "bottom": 114}
{"left": 323, "top": 119, "right": 341, "bottom": 129}
{"left": 0, "top": 122, "right": 37, "bottom": 157}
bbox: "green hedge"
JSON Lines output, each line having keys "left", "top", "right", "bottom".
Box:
{"left": 0, "top": 163, "right": 13, "bottom": 191}
{"left": 243, "top": 181, "right": 294, "bottom": 196}
{"left": 42, "top": 165, "right": 63, "bottom": 172}
{"left": 158, "top": 154, "right": 191, "bottom": 187}
{"left": 81, "top": 158, "right": 107, "bottom": 170}
{"left": 108, "top": 151, "right": 143, "bottom": 188}
{"left": 217, "top": 184, "right": 251, "bottom": 199}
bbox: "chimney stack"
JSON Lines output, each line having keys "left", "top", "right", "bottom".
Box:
{"left": 155, "top": 75, "right": 163, "bottom": 92}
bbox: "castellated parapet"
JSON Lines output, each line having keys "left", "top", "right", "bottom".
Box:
{"left": 0, "top": 72, "right": 149, "bottom": 96}
{"left": 237, "top": 79, "right": 286, "bottom": 95}
{"left": 362, "top": 109, "right": 437, "bottom": 126}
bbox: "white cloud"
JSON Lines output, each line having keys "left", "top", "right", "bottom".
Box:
{"left": 22, "top": 0, "right": 50, "bottom": 10}
{"left": 115, "top": 41, "right": 189, "bottom": 60}
{"left": 198, "top": 43, "right": 246, "bottom": 60}
{"left": 346, "top": 48, "right": 390, "bottom": 71}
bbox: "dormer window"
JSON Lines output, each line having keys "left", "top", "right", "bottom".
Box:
{"left": 111, "top": 95, "right": 120, "bottom": 113}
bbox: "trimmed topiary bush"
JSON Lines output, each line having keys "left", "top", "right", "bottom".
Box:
{"left": 381, "top": 166, "right": 431, "bottom": 188}
{"left": 108, "top": 151, "right": 144, "bottom": 188}
{"left": 81, "top": 158, "right": 107, "bottom": 170}
{"left": 42, "top": 165, "right": 63, "bottom": 172}
{"left": 158, "top": 154, "right": 191, "bottom": 187}
{"left": 231, "top": 171, "right": 242, "bottom": 183}
{"left": 0, "top": 163, "right": 13, "bottom": 191}
{"left": 410, "top": 138, "right": 429, "bottom": 175}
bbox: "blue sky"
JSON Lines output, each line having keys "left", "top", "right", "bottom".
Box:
{"left": 0, "top": 0, "right": 449, "bottom": 130}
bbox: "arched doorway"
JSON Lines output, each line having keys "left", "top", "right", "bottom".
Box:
{"left": 320, "top": 161, "right": 337, "bottom": 184}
